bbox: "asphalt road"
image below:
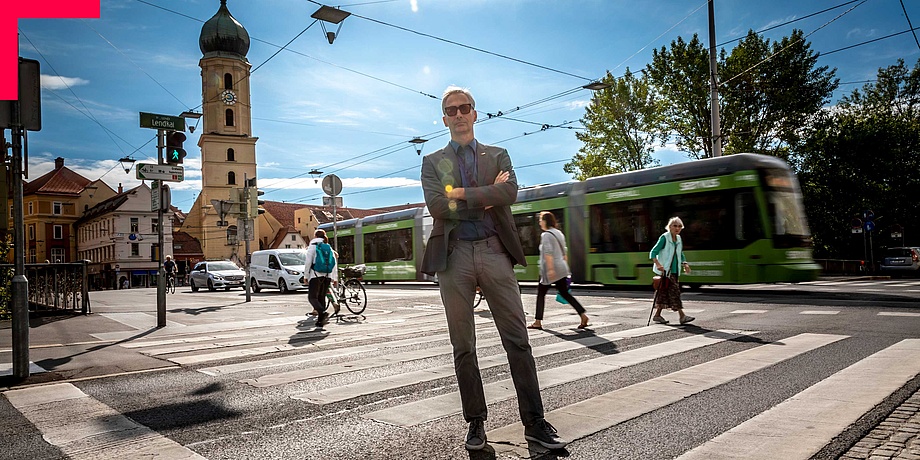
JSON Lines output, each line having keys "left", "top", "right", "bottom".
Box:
{"left": 1, "top": 277, "right": 918, "bottom": 459}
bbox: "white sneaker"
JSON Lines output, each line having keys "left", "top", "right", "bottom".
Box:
{"left": 653, "top": 316, "right": 669, "bottom": 324}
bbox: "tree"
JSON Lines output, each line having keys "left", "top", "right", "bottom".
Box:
{"left": 793, "top": 59, "right": 920, "bottom": 258}
{"left": 720, "top": 30, "right": 837, "bottom": 159}
{"left": 565, "top": 69, "right": 663, "bottom": 179}
{"left": 645, "top": 30, "right": 837, "bottom": 160}
{"left": 645, "top": 34, "right": 712, "bottom": 159}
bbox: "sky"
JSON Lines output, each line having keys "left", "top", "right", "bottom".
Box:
{"left": 12, "top": 0, "right": 920, "bottom": 213}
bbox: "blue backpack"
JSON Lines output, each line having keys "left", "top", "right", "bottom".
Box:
{"left": 312, "top": 242, "right": 336, "bottom": 274}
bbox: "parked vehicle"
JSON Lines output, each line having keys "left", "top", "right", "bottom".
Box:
{"left": 189, "top": 260, "right": 246, "bottom": 292}
{"left": 249, "top": 248, "right": 308, "bottom": 293}
{"left": 880, "top": 247, "right": 920, "bottom": 277}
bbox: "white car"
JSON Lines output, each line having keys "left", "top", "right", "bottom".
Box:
{"left": 189, "top": 260, "right": 246, "bottom": 291}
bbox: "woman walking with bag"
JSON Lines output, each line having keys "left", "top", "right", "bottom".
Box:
{"left": 649, "top": 216, "right": 694, "bottom": 325}
{"left": 528, "top": 211, "right": 589, "bottom": 330}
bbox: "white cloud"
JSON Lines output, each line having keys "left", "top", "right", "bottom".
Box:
{"left": 40, "top": 75, "right": 89, "bottom": 90}
{"left": 258, "top": 176, "right": 419, "bottom": 191}
{"left": 411, "top": 0, "right": 419, "bottom": 13}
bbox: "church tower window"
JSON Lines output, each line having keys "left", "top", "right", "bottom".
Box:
{"left": 224, "top": 73, "right": 233, "bottom": 90}
{"left": 228, "top": 171, "right": 236, "bottom": 185}
{"left": 227, "top": 148, "right": 235, "bottom": 161}
{"left": 225, "top": 109, "right": 235, "bottom": 126}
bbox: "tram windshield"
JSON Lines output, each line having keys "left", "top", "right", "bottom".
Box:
{"left": 762, "top": 168, "right": 812, "bottom": 248}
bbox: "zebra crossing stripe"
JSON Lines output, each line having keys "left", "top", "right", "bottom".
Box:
{"left": 3, "top": 383, "right": 205, "bottom": 460}
{"left": 678, "top": 339, "right": 920, "bottom": 459}
{"left": 292, "top": 324, "right": 661, "bottom": 404}
{"left": 487, "top": 333, "right": 847, "bottom": 455}
{"left": 878, "top": 312, "right": 920, "bottom": 317}
{"left": 363, "top": 329, "right": 756, "bottom": 426}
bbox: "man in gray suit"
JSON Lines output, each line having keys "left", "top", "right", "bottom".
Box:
{"left": 420, "top": 86, "right": 567, "bottom": 451}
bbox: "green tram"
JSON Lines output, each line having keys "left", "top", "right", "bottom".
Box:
{"left": 322, "top": 153, "right": 820, "bottom": 286}
{"left": 320, "top": 207, "right": 433, "bottom": 283}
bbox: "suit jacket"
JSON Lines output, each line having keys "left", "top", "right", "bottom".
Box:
{"left": 420, "top": 141, "right": 526, "bottom": 275}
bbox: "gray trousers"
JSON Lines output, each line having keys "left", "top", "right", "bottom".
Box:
{"left": 438, "top": 235, "right": 544, "bottom": 426}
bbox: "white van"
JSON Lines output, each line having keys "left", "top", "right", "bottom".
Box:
{"left": 249, "top": 248, "right": 308, "bottom": 293}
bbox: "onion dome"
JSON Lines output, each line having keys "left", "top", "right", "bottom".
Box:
{"left": 199, "top": 0, "right": 250, "bottom": 60}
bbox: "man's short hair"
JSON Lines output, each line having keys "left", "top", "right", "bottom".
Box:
{"left": 441, "top": 86, "right": 476, "bottom": 112}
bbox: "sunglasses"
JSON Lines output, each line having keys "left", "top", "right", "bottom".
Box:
{"left": 444, "top": 103, "right": 473, "bottom": 116}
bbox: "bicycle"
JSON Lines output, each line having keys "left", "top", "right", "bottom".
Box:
{"left": 326, "top": 264, "right": 367, "bottom": 316}
{"left": 166, "top": 273, "right": 176, "bottom": 294}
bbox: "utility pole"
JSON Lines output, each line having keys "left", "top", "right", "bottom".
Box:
{"left": 708, "top": 0, "right": 723, "bottom": 157}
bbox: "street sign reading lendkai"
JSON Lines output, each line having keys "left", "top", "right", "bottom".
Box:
{"left": 136, "top": 163, "right": 184, "bottom": 182}
{"left": 139, "top": 112, "right": 185, "bottom": 131}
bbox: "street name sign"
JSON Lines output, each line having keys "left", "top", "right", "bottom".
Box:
{"left": 137, "top": 163, "right": 184, "bottom": 182}
{"left": 139, "top": 112, "right": 185, "bottom": 131}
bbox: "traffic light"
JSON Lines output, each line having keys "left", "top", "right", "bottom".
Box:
{"left": 246, "top": 177, "right": 265, "bottom": 218}
{"left": 234, "top": 187, "right": 247, "bottom": 216}
{"left": 165, "top": 131, "right": 187, "bottom": 165}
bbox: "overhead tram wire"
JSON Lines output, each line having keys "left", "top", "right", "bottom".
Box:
{"left": 720, "top": 0, "right": 869, "bottom": 88}
{"left": 610, "top": 0, "right": 708, "bottom": 73}
{"left": 716, "top": 0, "right": 863, "bottom": 47}
{"left": 899, "top": 0, "right": 920, "bottom": 51}
{"left": 821, "top": 26, "right": 920, "bottom": 56}
{"left": 305, "top": 0, "right": 592, "bottom": 82}
{"left": 18, "top": 29, "right": 131, "bottom": 157}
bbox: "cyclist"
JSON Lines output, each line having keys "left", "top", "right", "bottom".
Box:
{"left": 164, "top": 255, "right": 177, "bottom": 289}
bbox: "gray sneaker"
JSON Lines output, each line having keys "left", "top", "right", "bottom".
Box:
{"left": 680, "top": 315, "right": 695, "bottom": 325}
{"left": 524, "top": 419, "right": 567, "bottom": 449}
{"left": 465, "top": 419, "right": 486, "bottom": 450}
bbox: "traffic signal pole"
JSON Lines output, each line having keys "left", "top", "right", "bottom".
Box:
{"left": 156, "top": 129, "right": 166, "bottom": 327}
{"left": 243, "top": 173, "right": 251, "bottom": 303}
{"left": 10, "top": 100, "right": 30, "bottom": 379}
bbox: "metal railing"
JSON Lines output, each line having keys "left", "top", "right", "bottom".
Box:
{"left": 0, "top": 261, "right": 90, "bottom": 314}
{"left": 814, "top": 259, "right": 869, "bottom": 275}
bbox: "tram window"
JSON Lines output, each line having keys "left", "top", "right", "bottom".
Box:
{"left": 514, "top": 208, "right": 564, "bottom": 256}
{"left": 735, "top": 191, "right": 764, "bottom": 242}
{"left": 668, "top": 191, "right": 735, "bottom": 251}
{"left": 334, "top": 235, "right": 355, "bottom": 264}
{"left": 364, "top": 228, "right": 413, "bottom": 262}
{"left": 589, "top": 201, "right": 654, "bottom": 253}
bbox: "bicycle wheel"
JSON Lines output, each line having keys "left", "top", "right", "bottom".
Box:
{"left": 343, "top": 278, "right": 367, "bottom": 315}
{"left": 167, "top": 278, "right": 175, "bottom": 294}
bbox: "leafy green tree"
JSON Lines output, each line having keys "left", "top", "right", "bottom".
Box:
{"left": 646, "top": 34, "right": 712, "bottom": 159}
{"left": 793, "top": 59, "right": 920, "bottom": 258}
{"left": 565, "top": 69, "right": 663, "bottom": 179}
{"left": 645, "top": 30, "right": 837, "bottom": 160}
{"left": 720, "top": 30, "right": 837, "bottom": 159}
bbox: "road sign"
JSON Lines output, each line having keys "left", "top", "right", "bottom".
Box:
{"left": 136, "top": 163, "right": 184, "bottom": 182}
{"left": 322, "top": 174, "right": 343, "bottom": 196}
{"left": 151, "top": 180, "right": 160, "bottom": 211}
{"left": 323, "top": 196, "right": 343, "bottom": 207}
{"left": 864, "top": 221, "right": 875, "bottom": 232}
{"left": 139, "top": 112, "right": 185, "bottom": 131}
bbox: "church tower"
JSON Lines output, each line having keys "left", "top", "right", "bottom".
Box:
{"left": 182, "top": 0, "right": 259, "bottom": 263}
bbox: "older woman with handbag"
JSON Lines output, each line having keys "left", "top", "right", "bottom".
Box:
{"left": 528, "top": 211, "right": 589, "bottom": 330}
{"left": 649, "top": 216, "right": 694, "bottom": 325}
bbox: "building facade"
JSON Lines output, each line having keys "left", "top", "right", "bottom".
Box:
{"left": 75, "top": 184, "right": 173, "bottom": 289}
{"left": 180, "top": 0, "right": 259, "bottom": 265}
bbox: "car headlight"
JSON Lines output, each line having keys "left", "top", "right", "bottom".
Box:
{"left": 284, "top": 268, "right": 301, "bottom": 275}
{"left": 212, "top": 274, "right": 224, "bottom": 280}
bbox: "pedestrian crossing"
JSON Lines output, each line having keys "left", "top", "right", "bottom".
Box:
{"left": 3, "top": 299, "right": 920, "bottom": 459}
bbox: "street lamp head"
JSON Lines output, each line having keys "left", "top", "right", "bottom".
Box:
{"left": 309, "top": 168, "right": 323, "bottom": 184}
{"left": 118, "top": 157, "right": 136, "bottom": 174}
{"left": 582, "top": 81, "right": 610, "bottom": 91}
{"left": 409, "top": 137, "right": 428, "bottom": 156}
